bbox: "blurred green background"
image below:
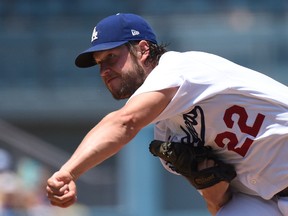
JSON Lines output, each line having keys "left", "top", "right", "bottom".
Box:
{"left": 0, "top": 1, "right": 287, "bottom": 215}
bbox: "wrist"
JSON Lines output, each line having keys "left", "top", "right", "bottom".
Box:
{"left": 200, "top": 182, "right": 232, "bottom": 214}
{"left": 60, "top": 167, "right": 78, "bottom": 181}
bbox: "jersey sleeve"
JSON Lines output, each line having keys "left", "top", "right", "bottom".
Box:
{"left": 129, "top": 51, "right": 228, "bottom": 123}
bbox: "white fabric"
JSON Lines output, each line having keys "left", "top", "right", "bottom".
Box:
{"left": 278, "top": 197, "right": 288, "bottom": 215}
{"left": 130, "top": 51, "right": 288, "bottom": 200}
{"left": 216, "top": 193, "right": 282, "bottom": 216}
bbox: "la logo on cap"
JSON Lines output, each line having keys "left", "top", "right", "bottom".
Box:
{"left": 131, "top": 29, "right": 140, "bottom": 36}
{"left": 91, "top": 27, "right": 98, "bottom": 42}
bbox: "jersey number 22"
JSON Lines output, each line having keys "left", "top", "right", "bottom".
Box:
{"left": 214, "top": 105, "right": 265, "bottom": 157}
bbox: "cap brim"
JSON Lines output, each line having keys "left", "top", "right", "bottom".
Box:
{"left": 75, "top": 41, "right": 127, "bottom": 68}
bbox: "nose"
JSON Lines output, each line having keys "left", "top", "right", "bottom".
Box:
{"left": 99, "top": 63, "right": 110, "bottom": 77}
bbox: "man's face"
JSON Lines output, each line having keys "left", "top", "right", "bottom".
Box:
{"left": 93, "top": 44, "right": 147, "bottom": 100}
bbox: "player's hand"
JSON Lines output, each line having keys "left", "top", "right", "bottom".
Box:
{"left": 46, "top": 169, "right": 77, "bottom": 208}
{"left": 197, "top": 158, "right": 215, "bottom": 170}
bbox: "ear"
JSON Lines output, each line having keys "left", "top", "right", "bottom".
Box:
{"left": 138, "top": 40, "right": 150, "bottom": 63}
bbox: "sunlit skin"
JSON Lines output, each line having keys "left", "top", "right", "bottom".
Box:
{"left": 198, "top": 159, "right": 231, "bottom": 215}
{"left": 93, "top": 44, "right": 147, "bottom": 100}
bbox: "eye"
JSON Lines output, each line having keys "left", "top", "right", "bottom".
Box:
{"left": 96, "top": 52, "right": 119, "bottom": 67}
{"left": 106, "top": 53, "right": 117, "bottom": 63}
{"left": 99, "top": 53, "right": 118, "bottom": 67}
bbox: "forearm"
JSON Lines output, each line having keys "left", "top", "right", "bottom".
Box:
{"left": 59, "top": 88, "right": 177, "bottom": 180}
{"left": 201, "top": 183, "right": 232, "bottom": 216}
{"left": 61, "top": 111, "right": 140, "bottom": 180}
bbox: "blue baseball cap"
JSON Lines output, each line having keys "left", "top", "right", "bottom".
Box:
{"left": 75, "top": 13, "right": 158, "bottom": 68}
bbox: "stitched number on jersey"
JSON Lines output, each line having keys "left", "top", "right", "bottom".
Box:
{"left": 214, "top": 105, "right": 265, "bottom": 157}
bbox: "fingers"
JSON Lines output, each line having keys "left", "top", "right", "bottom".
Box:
{"left": 47, "top": 182, "right": 77, "bottom": 208}
{"left": 47, "top": 177, "right": 65, "bottom": 189}
{"left": 50, "top": 197, "right": 77, "bottom": 208}
{"left": 48, "top": 189, "right": 77, "bottom": 208}
{"left": 198, "top": 159, "right": 215, "bottom": 170}
{"left": 46, "top": 183, "right": 69, "bottom": 196}
{"left": 46, "top": 173, "right": 67, "bottom": 195}
{"left": 46, "top": 171, "right": 78, "bottom": 208}
{"left": 46, "top": 169, "right": 76, "bottom": 194}
{"left": 46, "top": 176, "right": 69, "bottom": 198}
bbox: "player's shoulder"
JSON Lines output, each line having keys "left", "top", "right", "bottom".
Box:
{"left": 160, "top": 51, "right": 226, "bottom": 64}
{"left": 160, "top": 50, "right": 208, "bottom": 58}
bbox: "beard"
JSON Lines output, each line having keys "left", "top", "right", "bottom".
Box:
{"left": 109, "top": 61, "right": 147, "bottom": 100}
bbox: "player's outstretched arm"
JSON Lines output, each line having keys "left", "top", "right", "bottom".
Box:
{"left": 46, "top": 87, "right": 178, "bottom": 207}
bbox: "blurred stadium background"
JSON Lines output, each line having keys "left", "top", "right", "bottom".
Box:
{"left": 0, "top": 0, "right": 287, "bottom": 215}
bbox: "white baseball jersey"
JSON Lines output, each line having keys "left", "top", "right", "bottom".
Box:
{"left": 130, "top": 51, "right": 288, "bottom": 200}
